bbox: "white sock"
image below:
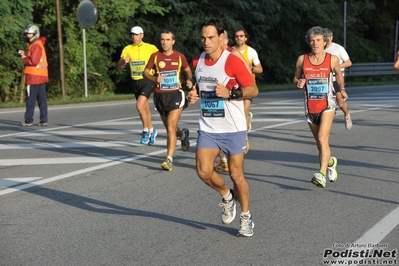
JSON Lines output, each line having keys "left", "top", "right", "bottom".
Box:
{"left": 143, "top": 127, "right": 149, "bottom": 132}
{"left": 149, "top": 127, "right": 154, "bottom": 133}
{"left": 241, "top": 211, "right": 250, "bottom": 217}
{"left": 166, "top": 156, "right": 173, "bottom": 162}
{"left": 223, "top": 190, "right": 233, "bottom": 201}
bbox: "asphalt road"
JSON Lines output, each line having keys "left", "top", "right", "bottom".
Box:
{"left": 1, "top": 85, "right": 398, "bottom": 266}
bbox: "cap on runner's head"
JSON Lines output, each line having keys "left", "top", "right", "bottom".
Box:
{"left": 131, "top": 26, "right": 144, "bottom": 34}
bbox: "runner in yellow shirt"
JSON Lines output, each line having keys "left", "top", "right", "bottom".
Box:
{"left": 117, "top": 26, "right": 159, "bottom": 145}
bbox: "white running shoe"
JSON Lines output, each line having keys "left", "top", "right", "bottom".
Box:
{"left": 237, "top": 214, "right": 254, "bottom": 237}
{"left": 219, "top": 190, "right": 237, "bottom": 224}
{"left": 345, "top": 115, "right": 353, "bottom": 130}
{"left": 311, "top": 172, "right": 326, "bottom": 188}
{"left": 248, "top": 112, "right": 253, "bottom": 132}
{"left": 327, "top": 157, "right": 338, "bottom": 182}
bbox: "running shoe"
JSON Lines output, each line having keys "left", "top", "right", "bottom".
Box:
{"left": 180, "top": 128, "right": 190, "bottom": 151}
{"left": 21, "top": 121, "right": 33, "bottom": 127}
{"left": 148, "top": 128, "right": 157, "bottom": 146}
{"left": 327, "top": 157, "right": 338, "bottom": 182}
{"left": 38, "top": 122, "right": 47, "bottom": 127}
{"left": 248, "top": 111, "right": 253, "bottom": 131}
{"left": 245, "top": 138, "right": 250, "bottom": 154}
{"left": 219, "top": 189, "right": 236, "bottom": 224}
{"left": 237, "top": 214, "right": 255, "bottom": 237}
{"left": 161, "top": 157, "right": 173, "bottom": 171}
{"left": 311, "top": 172, "right": 326, "bottom": 188}
{"left": 140, "top": 131, "right": 150, "bottom": 144}
{"left": 345, "top": 115, "right": 353, "bottom": 130}
{"left": 215, "top": 160, "right": 229, "bottom": 172}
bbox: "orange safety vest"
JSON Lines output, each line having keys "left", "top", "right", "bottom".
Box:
{"left": 24, "top": 40, "right": 48, "bottom": 77}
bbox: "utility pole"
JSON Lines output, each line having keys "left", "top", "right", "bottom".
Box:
{"left": 343, "top": 2, "right": 347, "bottom": 49}
{"left": 339, "top": 1, "right": 352, "bottom": 50}
{"left": 394, "top": 20, "right": 399, "bottom": 61}
{"left": 56, "top": 0, "right": 67, "bottom": 98}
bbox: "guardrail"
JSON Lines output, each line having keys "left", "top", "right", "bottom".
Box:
{"left": 345, "top": 62, "right": 399, "bottom": 77}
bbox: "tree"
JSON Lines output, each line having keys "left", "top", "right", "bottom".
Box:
{"left": 19, "top": 0, "right": 169, "bottom": 98}
{"left": 0, "top": 0, "right": 34, "bottom": 102}
{"left": 1, "top": 0, "right": 398, "bottom": 103}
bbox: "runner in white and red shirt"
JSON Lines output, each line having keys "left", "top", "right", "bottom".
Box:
{"left": 188, "top": 18, "right": 258, "bottom": 237}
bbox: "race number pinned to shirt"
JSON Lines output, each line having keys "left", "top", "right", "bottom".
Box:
{"left": 131, "top": 60, "right": 146, "bottom": 78}
{"left": 306, "top": 78, "right": 328, "bottom": 99}
{"left": 160, "top": 70, "right": 179, "bottom": 90}
{"left": 200, "top": 91, "right": 225, "bottom": 117}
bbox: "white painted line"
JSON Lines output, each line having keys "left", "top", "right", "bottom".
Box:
{"left": 356, "top": 103, "right": 396, "bottom": 107}
{"left": 252, "top": 111, "right": 303, "bottom": 115}
{"left": 256, "top": 103, "right": 302, "bottom": 107}
{"left": 250, "top": 107, "right": 387, "bottom": 132}
{"left": 15, "top": 129, "right": 138, "bottom": 137}
{"left": 254, "top": 100, "right": 301, "bottom": 106}
{"left": 0, "top": 101, "right": 133, "bottom": 114}
{"left": 251, "top": 119, "right": 304, "bottom": 131}
{"left": 337, "top": 206, "right": 399, "bottom": 265}
{"left": 0, "top": 139, "right": 170, "bottom": 150}
{"left": 0, "top": 116, "right": 136, "bottom": 139}
{"left": 250, "top": 106, "right": 303, "bottom": 110}
{"left": 0, "top": 141, "right": 144, "bottom": 150}
{"left": 250, "top": 118, "right": 303, "bottom": 122}
{"left": 0, "top": 177, "right": 42, "bottom": 187}
{"left": 355, "top": 206, "right": 399, "bottom": 244}
{"left": 0, "top": 139, "right": 189, "bottom": 150}
{"left": 0, "top": 156, "right": 126, "bottom": 166}
{"left": 93, "top": 121, "right": 163, "bottom": 126}
{"left": 0, "top": 141, "right": 196, "bottom": 196}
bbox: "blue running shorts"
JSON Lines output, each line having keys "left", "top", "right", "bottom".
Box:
{"left": 197, "top": 130, "right": 247, "bottom": 155}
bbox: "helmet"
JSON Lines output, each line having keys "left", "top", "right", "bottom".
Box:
{"left": 23, "top": 24, "right": 40, "bottom": 43}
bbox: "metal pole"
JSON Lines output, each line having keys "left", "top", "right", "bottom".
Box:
{"left": 56, "top": 0, "right": 66, "bottom": 98}
{"left": 344, "top": 1, "right": 347, "bottom": 49}
{"left": 83, "top": 28, "right": 88, "bottom": 98}
{"left": 394, "top": 20, "right": 399, "bottom": 61}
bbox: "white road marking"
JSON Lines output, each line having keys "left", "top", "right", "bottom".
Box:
{"left": 0, "top": 141, "right": 150, "bottom": 150}
{"left": 0, "top": 177, "right": 42, "bottom": 187}
{"left": 338, "top": 206, "right": 399, "bottom": 265}
{"left": 355, "top": 205, "right": 399, "bottom": 244}
{"left": 0, "top": 141, "right": 198, "bottom": 196}
{"left": 0, "top": 101, "right": 133, "bottom": 114}
{"left": 0, "top": 156, "right": 126, "bottom": 166}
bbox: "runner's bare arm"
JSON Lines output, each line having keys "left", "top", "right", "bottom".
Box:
{"left": 293, "top": 55, "right": 305, "bottom": 89}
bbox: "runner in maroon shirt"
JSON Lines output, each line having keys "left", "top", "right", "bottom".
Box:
{"left": 143, "top": 29, "right": 193, "bottom": 171}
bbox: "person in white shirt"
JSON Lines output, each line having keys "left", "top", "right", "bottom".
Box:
{"left": 324, "top": 28, "right": 353, "bottom": 130}
{"left": 393, "top": 50, "right": 399, "bottom": 70}
{"left": 188, "top": 19, "right": 259, "bottom": 237}
{"left": 234, "top": 28, "right": 263, "bottom": 150}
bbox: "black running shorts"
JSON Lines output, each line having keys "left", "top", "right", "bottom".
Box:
{"left": 131, "top": 78, "right": 155, "bottom": 99}
{"left": 154, "top": 90, "right": 188, "bottom": 116}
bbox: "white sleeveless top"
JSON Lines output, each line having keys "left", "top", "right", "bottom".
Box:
{"left": 195, "top": 50, "right": 246, "bottom": 133}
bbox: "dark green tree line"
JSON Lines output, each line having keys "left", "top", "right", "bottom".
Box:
{"left": 0, "top": 0, "right": 398, "bottom": 102}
